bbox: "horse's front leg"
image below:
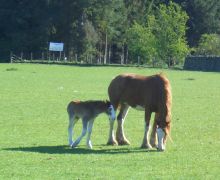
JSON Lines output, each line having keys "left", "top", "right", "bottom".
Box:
{"left": 157, "top": 128, "right": 165, "bottom": 151}
{"left": 141, "top": 109, "right": 152, "bottom": 149}
{"left": 155, "top": 114, "right": 166, "bottom": 151}
{"left": 116, "top": 104, "right": 130, "bottom": 145}
{"left": 86, "top": 119, "right": 94, "bottom": 149}
{"left": 150, "top": 113, "right": 158, "bottom": 148}
{"left": 71, "top": 118, "right": 88, "bottom": 148}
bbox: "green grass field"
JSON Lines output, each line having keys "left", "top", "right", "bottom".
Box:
{"left": 0, "top": 63, "right": 219, "bottom": 179}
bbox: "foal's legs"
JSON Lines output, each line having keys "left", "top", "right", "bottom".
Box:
{"left": 107, "top": 103, "right": 118, "bottom": 145}
{"left": 141, "top": 109, "right": 152, "bottom": 149}
{"left": 116, "top": 104, "right": 130, "bottom": 145}
{"left": 71, "top": 118, "right": 88, "bottom": 148}
{"left": 86, "top": 119, "right": 94, "bottom": 149}
{"left": 68, "top": 114, "right": 78, "bottom": 146}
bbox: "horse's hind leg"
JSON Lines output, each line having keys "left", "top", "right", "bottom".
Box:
{"left": 141, "top": 109, "right": 152, "bottom": 149}
{"left": 116, "top": 104, "right": 130, "bottom": 145}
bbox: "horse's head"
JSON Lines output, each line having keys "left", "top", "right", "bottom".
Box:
{"left": 105, "top": 100, "right": 116, "bottom": 121}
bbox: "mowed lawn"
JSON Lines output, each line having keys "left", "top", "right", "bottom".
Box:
{"left": 0, "top": 63, "right": 219, "bottom": 179}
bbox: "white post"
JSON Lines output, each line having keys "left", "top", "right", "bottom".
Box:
{"left": 10, "top": 51, "right": 13, "bottom": 63}
{"left": 21, "top": 52, "right": 23, "bottom": 61}
{"left": 59, "top": 51, "right": 61, "bottom": 61}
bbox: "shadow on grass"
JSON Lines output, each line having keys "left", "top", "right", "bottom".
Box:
{"left": 3, "top": 145, "right": 158, "bottom": 155}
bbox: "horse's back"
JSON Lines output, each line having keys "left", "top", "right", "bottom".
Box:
{"left": 108, "top": 73, "right": 171, "bottom": 111}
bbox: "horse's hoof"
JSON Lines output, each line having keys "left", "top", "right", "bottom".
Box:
{"left": 71, "top": 143, "right": 77, "bottom": 148}
{"left": 150, "top": 143, "right": 157, "bottom": 148}
{"left": 157, "top": 144, "right": 165, "bottom": 151}
{"left": 106, "top": 140, "right": 118, "bottom": 146}
{"left": 117, "top": 139, "right": 130, "bottom": 145}
{"left": 157, "top": 148, "right": 165, "bottom": 152}
{"left": 141, "top": 144, "right": 152, "bottom": 149}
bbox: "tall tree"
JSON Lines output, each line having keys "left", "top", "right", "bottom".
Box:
{"left": 0, "top": 0, "right": 49, "bottom": 61}
{"left": 184, "top": 0, "right": 220, "bottom": 46}
{"left": 127, "top": 18, "right": 157, "bottom": 65}
{"left": 86, "top": 0, "right": 127, "bottom": 64}
{"left": 126, "top": 1, "right": 189, "bottom": 67}
{"left": 155, "top": 1, "right": 189, "bottom": 66}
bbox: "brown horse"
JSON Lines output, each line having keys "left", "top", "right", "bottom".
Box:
{"left": 107, "top": 73, "right": 172, "bottom": 151}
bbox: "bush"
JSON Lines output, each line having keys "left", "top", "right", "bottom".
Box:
{"left": 195, "top": 34, "right": 220, "bottom": 56}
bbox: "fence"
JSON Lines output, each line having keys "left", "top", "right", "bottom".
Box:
{"left": 10, "top": 51, "right": 67, "bottom": 63}
{"left": 184, "top": 56, "right": 220, "bottom": 72}
{"left": 9, "top": 51, "right": 129, "bottom": 65}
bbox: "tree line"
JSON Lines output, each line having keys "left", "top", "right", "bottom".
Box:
{"left": 0, "top": 0, "right": 220, "bottom": 65}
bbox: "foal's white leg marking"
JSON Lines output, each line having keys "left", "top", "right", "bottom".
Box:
{"left": 86, "top": 119, "right": 94, "bottom": 149}
{"left": 71, "top": 119, "right": 88, "bottom": 148}
{"left": 157, "top": 128, "right": 165, "bottom": 151}
{"left": 68, "top": 116, "right": 74, "bottom": 146}
{"left": 68, "top": 116, "right": 79, "bottom": 146}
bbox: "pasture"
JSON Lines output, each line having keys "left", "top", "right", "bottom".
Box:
{"left": 0, "top": 63, "right": 219, "bottom": 179}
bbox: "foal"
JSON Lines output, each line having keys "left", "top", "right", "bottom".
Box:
{"left": 67, "top": 100, "right": 116, "bottom": 149}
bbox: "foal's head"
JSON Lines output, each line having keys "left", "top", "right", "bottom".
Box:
{"left": 104, "top": 100, "right": 116, "bottom": 121}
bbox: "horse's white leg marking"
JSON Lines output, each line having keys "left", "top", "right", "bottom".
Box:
{"left": 150, "top": 116, "right": 158, "bottom": 147}
{"left": 86, "top": 119, "right": 94, "bottom": 149}
{"left": 107, "top": 119, "right": 117, "bottom": 145}
{"left": 157, "top": 128, "right": 165, "bottom": 151}
{"left": 71, "top": 119, "right": 88, "bottom": 148}
{"left": 142, "top": 124, "right": 152, "bottom": 149}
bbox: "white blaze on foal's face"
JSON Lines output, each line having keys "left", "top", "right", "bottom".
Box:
{"left": 108, "top": 105, "right": 116, "bottom": 121}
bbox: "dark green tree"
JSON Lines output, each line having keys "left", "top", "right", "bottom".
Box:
{"left": 0, "top": 0, "right": 49, "bottom": 61}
